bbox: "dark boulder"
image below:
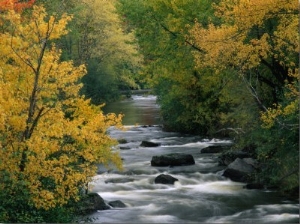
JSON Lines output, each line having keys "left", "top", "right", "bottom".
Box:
{"left": 108, "top": 200, "right": 127, "bottom": 208}
{"left": 201, "top": 145, "right": 230, "bottom": 153}
{"left": 244, "top": 183, "right": 264, "bottom": 189}
{"left": 119, "top": 146, "right": 131, "bottom": 150}
{"left": 118, "top": 139, "right": 127, "bottom": 144}
{"left": 140, "top": 140, "right": 161, "bottom": 147}
{"left": 222, "top": 158, "right": 255, "bottom": 182}
{"left": 218, "top": 151, "right": 251, "bottom": 166}
{"left": 78, "top": 193, "right": 109, "bottom": 214}
{"left": 154, "top": 174, "right": 178, "bottom": 185}
{"left": 151, "top": 153, "right": 195, "bottom": 167}
{"left": 243, "top": 158, "right": 259, "bottom": 169}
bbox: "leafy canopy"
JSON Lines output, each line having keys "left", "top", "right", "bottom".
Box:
{"left": 79, "top": 0, "right": 143, "bottom": 104}
{"left": 190, "top": 0, "right": 299, "bottom": 190}
{"left": 0, "top": 4, "right": 122, "bottom": 216}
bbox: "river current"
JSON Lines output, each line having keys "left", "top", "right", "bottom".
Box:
{"left": 88, "top": 95, "right": 299, "bottom": 223}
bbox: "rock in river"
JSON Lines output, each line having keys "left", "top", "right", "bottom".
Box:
{"left": 151, "top": 153, "right": 195, "bottom": 167}
{"left": 244, "top": 183, "right": 264, "bottom": 189}
{"left": 154, "top": 174, "right": 178, "bottom": 185}
{"left": 108, "top": 200, "right": 127, "bottom": 208}
{"left": 78, "top": 193, "right": 110, "bottom": 214}
{"left": 201, "top": 145, "right": 230, "bottom": 153}
{"left": 218, "top": 150, "right": 251, "bottom": 166}
{"left": 222, "top": 158, "right": 255, "bottom": 182}
{"left": 140, "top": 140, "right": 161, "bottom": 147}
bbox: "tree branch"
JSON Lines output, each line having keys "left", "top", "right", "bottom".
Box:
{"left": 215, "top": 128, "right": 245, "bottom": 134}
{"left": 152, "top": 15, "right": 204, "bottom": 53}
{"left": 277, "top": 168, "right": 299, "bottom": 183}
{"left": 28, "top": 107, "right": 45, "bottom": 139}
{"left": 241, "top": 74, "right": 268, "bottom": 112}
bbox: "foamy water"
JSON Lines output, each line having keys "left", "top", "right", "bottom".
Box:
{"left": 89, "top": 96, "right": 299, "bottom": 223}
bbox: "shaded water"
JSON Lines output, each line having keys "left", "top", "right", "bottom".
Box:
{"left": 89, "top": 95, "right": 299, "bottom": 223}
{"left": 103, "top": 95, "right": 161, "bottom": 125}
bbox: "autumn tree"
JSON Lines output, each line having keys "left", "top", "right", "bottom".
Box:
{"left": 190, "top": 0, "right": 299, "bottom": 192}
{"left": 0, "top": 5, "right": 122, "bottom": 222}
{"left": 35, "top": 0, "right": 143, "bottom": 104}
{"left": 35, "top": 0, "right": 93, "bottom": 64}
{"left": 0, "top": 0, "right": 35, "bottom": 12}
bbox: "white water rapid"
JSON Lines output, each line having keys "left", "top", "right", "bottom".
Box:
{"left": 86, "top": 95, "right": 299, "bottom": 223}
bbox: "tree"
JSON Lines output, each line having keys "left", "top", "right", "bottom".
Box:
{"left": 118, "top": 0, "right": 299, "bottom": 193}
{"left": 190, "top": 0, "right": 298, "bottom": 107}
{"left": 79, "top": 0, "right": 142, "bottom": 104}
{"left": 190, "top": 0, "right": 299, "bottom": 191}
{"left": 118, "top": 0, "right": 230, "bottom": 135}
{"left": 0, "top": 5, "right": 122, "bottom": 222}
{"left": 0, "top": 0, "right": 35, "bottom": 12}
{"left": 36, "top": 0, "right": 143, "bottom": 104}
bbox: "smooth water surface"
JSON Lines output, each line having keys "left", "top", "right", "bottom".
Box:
{"left": 103, "top": 95, "right": 161, "bottom": 125}
{"left": 89, "top": 95, "right": 299, "bottom": 223}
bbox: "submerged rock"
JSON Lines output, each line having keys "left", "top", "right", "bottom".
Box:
{"left": 118, "top": 138, "right": 128, "bottom": 144}
{"left": 108, "top": 200, "right": 127, "bottom": 208}
{"left": 154, "top": 174, "right": 178, "bottom": 185}
{"left": 140, "top": 140, "right": 161, "bottom": 147}
{"left": 119, "top": 146, "right": 131, "bottom": 150}
{"left": 105, "top": 177, "right": 135, "bottom": 184}
{"left": 201, "top": 145, "right": 231, "bottom": 153}
{"left": 244, "top": 183, "right": 264, "bottom": 189}
{"left": 151, "top": 153, "right": 195, "bottom": 167}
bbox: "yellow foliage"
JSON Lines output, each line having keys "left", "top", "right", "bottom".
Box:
{"left": 191, "top": 0, "right": 298, "bottom": 72}
{"left": 0, "top": 5, "right": 123, "bottom": 210}
{"left": 190, "top": 0, "right": 299, "bottom": 130}
{"left": 79, "top": 0, "right": 142, "bottom": 65}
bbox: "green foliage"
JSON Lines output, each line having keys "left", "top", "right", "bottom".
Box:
{"left": 248, "top": 122, "right": 298, "bottom": 193}
{"left": 118, "top": 0, "right": 226, "bottom": 135}
{"left": 81, "top": 59, "right": 121, "bottom": 104}
{"left": 189, "top": 0, "right": 299, "bottom": 192}
{"left": 37, "top": 0, "right": 143, "bottom": 104}
{"left": 155, "top": 77, "right": 185, "bottom": 132}
{"left": 118, "top": 0, "right": 299, "bottom": 194}
{"left": 0, "top": 173, "right": 76, "bottom": 223}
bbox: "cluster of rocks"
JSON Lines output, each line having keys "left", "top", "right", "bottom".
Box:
{"left": 78, "top": 193, "right": 127, "bottom": 215}
{"left": 149, "top": 143, "right": 262, "bottom": 188}
{"left": 202, "top": 145, "right": 263, "bottom": 189}
{"left": 83, "top": 140, "right": 263, "bottom": 214}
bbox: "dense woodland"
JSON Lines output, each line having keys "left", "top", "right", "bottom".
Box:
{"left": 0, "top": 0, "right": 298, "bottom": 222}
{"left": 117, "top": 0, "right": 299, "bottom": 196}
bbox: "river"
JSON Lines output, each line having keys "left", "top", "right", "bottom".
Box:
{"left": 88, "top": 95, "right": 299, "bottom": 223}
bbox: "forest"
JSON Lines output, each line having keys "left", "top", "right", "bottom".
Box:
{"left": 0, "top": 0, "right": 298, "bottom": 222}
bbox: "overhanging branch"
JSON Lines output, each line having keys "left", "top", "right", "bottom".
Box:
{"left": 152, "top": 15, "right": 204, "bottom": 53}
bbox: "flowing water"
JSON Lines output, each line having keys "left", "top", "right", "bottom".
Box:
{"left": 88, "top": 95, "right": 299, "bottom": 223}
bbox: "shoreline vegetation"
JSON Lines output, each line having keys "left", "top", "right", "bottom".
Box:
{"left": 0, "top": 0, "right": 298, "bottom": 223}
{"left": 118, "top": 0, "right": 299, "bottom": 200}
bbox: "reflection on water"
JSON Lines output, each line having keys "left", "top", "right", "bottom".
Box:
{"left": 103, "top": 95, "right": 161, "bottom": 125}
